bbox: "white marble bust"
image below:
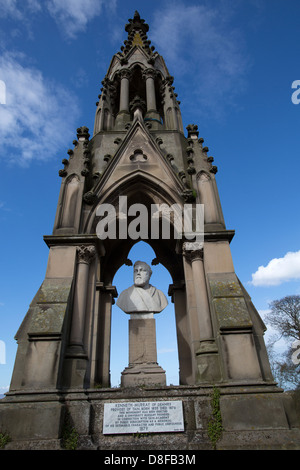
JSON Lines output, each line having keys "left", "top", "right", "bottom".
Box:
{"left": 116, "top": 261, "right": 168, "bottom": 314}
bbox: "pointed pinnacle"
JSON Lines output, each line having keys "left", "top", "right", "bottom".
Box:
{"left": 125, "top": 11, "right": 149, "bottom": 34}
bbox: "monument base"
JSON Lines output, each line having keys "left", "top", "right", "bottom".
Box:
{"left": 121, "top": 362, "right": 166, "bottom": 387}
{"left": 120, "top": 313, "right": 167, "bottom": 387}
{"left": 0, "top": 384, "right": 299, "bottom": 450}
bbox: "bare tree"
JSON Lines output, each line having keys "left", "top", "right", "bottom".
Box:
{"left": 266, "top": 295, "right": 300, "bottom": 340}
{"left": 265, "top": 295, "right": 300, "bottom": 390}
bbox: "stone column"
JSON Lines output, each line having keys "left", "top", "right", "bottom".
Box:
{"left": 119, "top": 69, "right": 131, "bottom": 112}
{"left": 95, "top": 283, "right": 117, "bottom": 388}
{"left": 69, "top": 245, "right": 96, "bottom": 355}
{"left": 182, "top": 250, "right": 200, "bottom": 380}
{"left": 121, "top": 313, "right": 166, "bottom": 387}
{"left": 183, "top": 241, "right": 221, "bottom": 383}
{"left": 184, "top": 242, "right": 213, "bottom": 341}
{"left": 168, "top": 281, "right": 192, "bottom": 385}
{"left": 143, "top": 68, "right": 157, "bottom": 112}
{"left": 115, "top": 68, "right": 132, "bottom": 129}
{"left": 142, "top": 68, "right": 161, "bottom": 128}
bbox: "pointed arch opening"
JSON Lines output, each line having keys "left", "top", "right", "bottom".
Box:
{"left": 110, "top": 241, "right": 179, "bottom": 386}
{"left": 86, "top": 176, "right": 189, "bottom": 387}
{"left": 129, "top": 65, "right": 146, "bottom": 107}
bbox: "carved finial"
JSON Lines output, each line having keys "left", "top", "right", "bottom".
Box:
{"left": 83, "top": 191, "right": 97, "bottom": 205}
{"left": 186, "top": 124, "right": 199, "bottom": 139}
{"left": 121, "top": 11, "right": 156, "bottom": 57}
{"left": 125, "top": 11, "right": 149, "bottom": 36}
{"left": 129, "top": 95, "right": 146, "bottom": 115}
{"left": 77, "top": 126, "right": 90, "bottom": 141}
{"left": 58, "top": 169, "right": 67, "bottom": 177}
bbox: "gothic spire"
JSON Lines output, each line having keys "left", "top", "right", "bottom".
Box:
{"left": 125, "top": 11, "right": 149, "bottom": 35}
{"left": 119, "top": 10, "right": 155, "bottom": 59}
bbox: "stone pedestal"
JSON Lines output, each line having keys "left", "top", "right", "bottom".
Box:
{"left": 121, "top": 313, "right": 166, "bottom": 387}
{"left": 1, "top": 386, "right": 299, "bottom": 450}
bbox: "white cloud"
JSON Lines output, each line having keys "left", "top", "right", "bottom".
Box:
{"left": 0, "top": 0, "right": 114, "bottom": 40}
{"left": 151, "top": 2, "right": 249, "bottom": 118}
{"left": 0, "top": 51, "right": 79, "bottom": 165}
{"left": 46, "top": 0, "right": 105, "bottom": 39}
{"left": 0, "top": 0, "right": 40, "bottom": 19}
{"left": 251, "top": 250, "right": 300, "bottom": 286}
{"left": 26, "top": 0, "right": 42, "bottom": 12}
{"left": 0, "top": 0, "right": 21, "bottom": 18}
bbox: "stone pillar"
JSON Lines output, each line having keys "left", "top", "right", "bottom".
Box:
{"left": 184, "top": 242, "right": 213, "bottom": 341}
{"left": 119, "top": 69, "right": 131, "bottom": 112}
{"left": 143, "top": 68, "right": 157, "bottom": 111}
{"left": 143, "top": 68, "right": 161, "bottom": 128}
{"left": 69, "top": 245, "right": 96, "bottom": 355}
{"left": 197, "top": 171, "right": 225, "bottom": 229}
{"left": 168, "top": 281, "right": 192, "bottom": 385}
{"left": 121, "top": 313, "right": 166, "bottom": 387}
{"left": 95, "top": 283, "right": 117, "bottom": 388}
{"left": 182, "top": 251, "right": 201, "bottom": 382}
{"left": 129, "top": 315, "right": 157, "bottom": 364}
{"left": 183, "top": 241, "right": 221, "bottom": 383}
{"left": 115, "top": 69, "right": 131, "bottom": 129}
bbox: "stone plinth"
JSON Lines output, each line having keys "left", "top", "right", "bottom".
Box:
{"left": 121, "top": 313, "right": 166, "bottom": 387}
{"left": 1, "top": 385, "right": 300, "bottom": 450}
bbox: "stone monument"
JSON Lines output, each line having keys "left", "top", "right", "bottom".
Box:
{"left": 117, "top": 261, "right": 168, "bottom": 386}
{"left": 0, "top": 11, "right": 299, "bottom": 450}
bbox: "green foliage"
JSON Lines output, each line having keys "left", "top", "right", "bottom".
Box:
{"left": 0, "top": 432, "right": 11, "bottom": 449}
{"left": 207, "top": 387, "right": 223, "bottom": 449}
{"left": 133, "top": 432, "right": 149, "bottom": 439}
{"left": 62, "top": 427, "right": 78, "bottom": 450}
{"left": 61, "top": 411, "right": 79, "bottom": 450}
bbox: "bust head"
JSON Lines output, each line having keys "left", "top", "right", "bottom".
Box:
{"left": 116, "top": 260, "right": 168, "bottom": 314}
{"left": 133, "top": 261, "right": 152, "bottom": 288}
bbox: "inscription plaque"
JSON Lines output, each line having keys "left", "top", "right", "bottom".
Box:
{"left": 103, "top": 400, "right": 184, "bottom": 434}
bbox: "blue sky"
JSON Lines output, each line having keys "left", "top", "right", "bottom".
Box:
{"left": 0, "top": 0, "right": 300, "bottom": 391}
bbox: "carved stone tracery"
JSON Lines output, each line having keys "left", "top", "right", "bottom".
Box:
{"left": 76, "top": 245, "right": 96, "bottom": 264}
{"left": 183, "top": 241, "right": 204, "bottom": 262}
